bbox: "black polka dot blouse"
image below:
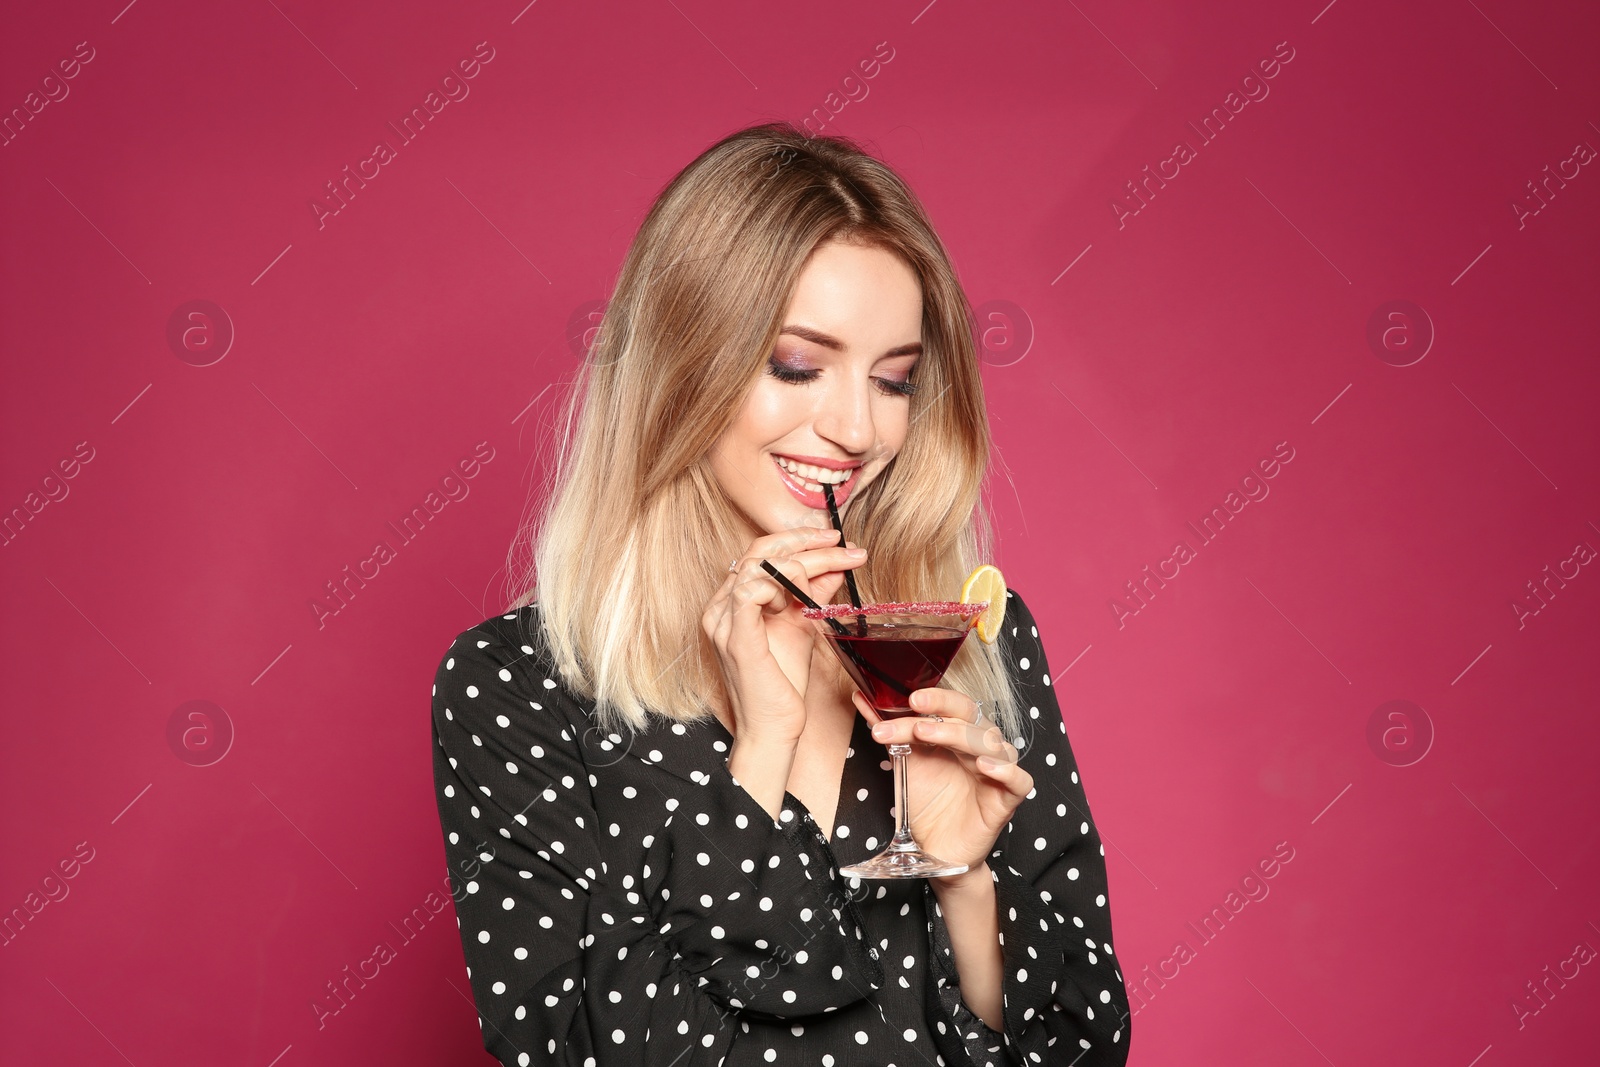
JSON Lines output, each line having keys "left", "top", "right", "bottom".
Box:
{"left": 430, "top": 588, "right": 1131, "bottom": 1066}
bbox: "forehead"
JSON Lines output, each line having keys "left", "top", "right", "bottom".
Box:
{"left": 784, "top": 240, "right": 923, "bottom": 348}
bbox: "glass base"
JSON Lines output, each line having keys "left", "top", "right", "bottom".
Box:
{"left": 839, "top": 846, "right": 969, "bottom": 880}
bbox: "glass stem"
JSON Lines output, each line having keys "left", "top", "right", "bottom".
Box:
{"left": 888, "top": 743, "right": 917, "bottom": 852}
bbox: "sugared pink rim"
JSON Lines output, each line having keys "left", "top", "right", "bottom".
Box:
{"left": 802, "top": 600, "right": 984, "bottom": 620}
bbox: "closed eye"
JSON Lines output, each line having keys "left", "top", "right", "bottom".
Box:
{"left": 765, "top": 361, "right": 819, "bottom": 386}
{"left": 765, "top": 357, "right": 918, "bottom": 398}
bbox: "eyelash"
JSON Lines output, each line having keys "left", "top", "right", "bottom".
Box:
{"left": 766, "top": 358, "right": 919, "bottom": 398}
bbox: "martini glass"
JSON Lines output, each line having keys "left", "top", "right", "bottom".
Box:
{"left": 802, "top": 600, "right": 985, "bottom": 879}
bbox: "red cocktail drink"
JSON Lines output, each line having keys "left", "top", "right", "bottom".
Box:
{"left": 802, "top": 600, "right": 984, "bottom": 879}
{"left": 819, "top": 622, "right": 970, "bottom": 716}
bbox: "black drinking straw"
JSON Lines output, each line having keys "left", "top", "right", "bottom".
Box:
{"left": 821, "top": 483, "right": 867, "bottom": 636}
{"left": 760, "top": 560, "right": 851, "bottom": 635}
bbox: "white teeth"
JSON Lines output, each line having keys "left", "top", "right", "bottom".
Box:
{"left": 775, "top": 456, "right": 851, "bottom": 486}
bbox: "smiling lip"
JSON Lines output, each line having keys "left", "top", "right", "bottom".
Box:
{"left": 773, "top": 453, "right": 862, "bottom": 471}
{"left": 772, "top": 455, "right": 862, "bottom": 510}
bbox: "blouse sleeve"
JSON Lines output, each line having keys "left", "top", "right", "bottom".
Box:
{"left": 430, "top": 617, "right": 884, "bottom": 1067}
{"left": 922, "top": 589, "right": 1132, "bottom": 1067}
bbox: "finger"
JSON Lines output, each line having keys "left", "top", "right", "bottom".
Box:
{"left": 760, "top": 546, "right": 869, "bottom": 586}
{"left": 726, "top": 573, "right": 792, "bottom": 653}
{"left": 713, "top": 596, "right": 736, "bottom": 643}
{"left": 727, "top": 569, "right": 784, "bottom": 615}
{"left": 702, "top": 601, "right": 723, "bottom": 645}
{"left": 749, "top": 526, "right": 839, "bottom": 558}
{"left": 725, "top": 549, "right": 864, "bottom": 630}
{"left": 705, "top": 582, "right": 737, "bottom": 635}
{"left": 747, "top": 554, "right": 858, "bottom": 620}
{"left": 867, "top": 715, "right": 954, "bottom": 751}
{"left": 877, "top": 718, "right": 1013, "bottom": 762}
{"left": 737, "top": 550, "right": 822, "bottom": 603}
{"left": 908, "top": 686, "right": 980, "bottom": 723}
{"left": 851, "top": 690, "right": 883, "bottom": 728}
{"left": 737, "top": 556, "right": 811, "bottom": 614}
{"left": 811, "top": 571, "right": 847, "bottom": 602}
{"left": 976, "top": 755, "right": 1034, "bottom": 801}
{"left": 707, "top": 597, "right": 737, "bottom": 660}
{"left": 721, "top": 529, "right": 838, "bottom": 587}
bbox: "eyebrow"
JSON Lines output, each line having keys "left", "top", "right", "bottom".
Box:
{"left": 779, "top": 324, "right": 922, "bottom": 358}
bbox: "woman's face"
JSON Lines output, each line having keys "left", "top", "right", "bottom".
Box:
{"left": 709, "top": 239, "right": 924, "bottom": 540}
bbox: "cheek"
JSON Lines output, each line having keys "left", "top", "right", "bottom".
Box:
{"left": 874, "top": 397, "right": 911, "bottom": 451}
{"left": 710, "top": 385, "right": 800, "bottom": 491}
{"left": 743, "top": 382, "right": 809, "bottom": 445}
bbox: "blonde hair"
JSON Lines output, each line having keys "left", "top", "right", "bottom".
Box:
{"left": 507, "top": 121, "right": 1024, "bottom": 741}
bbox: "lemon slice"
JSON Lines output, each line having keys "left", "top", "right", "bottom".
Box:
{"left": 960, "top": 564, "right": 1007, "bottom": 644}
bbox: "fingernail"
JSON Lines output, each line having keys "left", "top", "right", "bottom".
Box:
{"left": 846, "top": 547, "right": 867, "bottom": 557}
{"left": 977, "top": 756, "right": 999, "bottom": 771}
{"left": 872, "top": 723, "right": 890, "bottom": 739}
{"left": 909, "top": 692, "right": 924, "bottom": 708}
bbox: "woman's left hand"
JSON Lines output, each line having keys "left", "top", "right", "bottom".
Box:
{"left": 855, "top": 686, "right": 1034, "bottom": 879}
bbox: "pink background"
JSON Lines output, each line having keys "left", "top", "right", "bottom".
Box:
{"left": 3, "top": 0, "right": 1597, "bottom": 1064}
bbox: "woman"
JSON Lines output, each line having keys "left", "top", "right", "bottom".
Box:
{"left": 431, "top": 122, "right": 1130, "bottom": 1066}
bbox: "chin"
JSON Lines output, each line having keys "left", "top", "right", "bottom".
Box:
{"left": 762, "top": 500, "right": 820, "bottom": 534}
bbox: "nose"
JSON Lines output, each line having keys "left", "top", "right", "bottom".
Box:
{"left": 813, "top": 370, "right": 876, "bottom": 456}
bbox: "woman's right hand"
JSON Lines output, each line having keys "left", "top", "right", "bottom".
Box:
{"left": 702, "top": 526, "right": 867, "bottom": 748}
